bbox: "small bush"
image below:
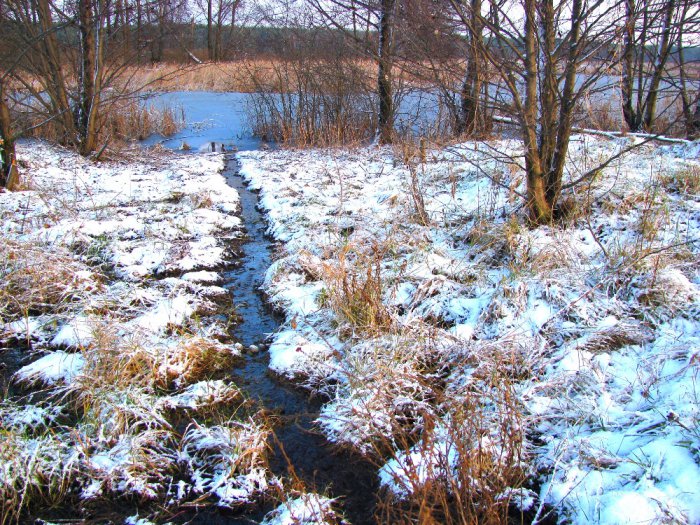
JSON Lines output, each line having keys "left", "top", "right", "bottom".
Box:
{"left": 247, "top": 58, "right": 376, "bottom": 147}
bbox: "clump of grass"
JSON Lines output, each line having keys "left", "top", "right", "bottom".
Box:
{"left": 377, "top": 365, "right": 528, "bottom": 525}
{"left": 0, "top": 431, "right": 79, "bottom": 525}
{"left": 577, "top": 321, "right": 653, "bottom": 354}
{"left": 0, "top": 239, "right": 96, "bottom": 319}
{"left": 320, "top": 242, "right": 392, "bottom": 334}
{"left": 190, "top": 191, "right": 214, "bottom": 209}
{"left": 660, "top": 165, "right": 700, "bottom": 195}
{"left": 105, "top": 99, "right": 184, "bottom": 142}
{"left": 155, "top": 337, "right": 239, "bottom": 390}
{"left": 318, "top": 335, "right": 437, "bottom": 455}
{"left": 77, "top": 325, "right": 238, "bottom": 393}
{"left": 179, "top": 418, "right": 273, "bottom": 508}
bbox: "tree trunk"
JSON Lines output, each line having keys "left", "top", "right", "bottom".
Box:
{"left": 77, "top": 0, "right": 103, "bottom": 155}
{"left": 622, "top": 0, "right": 642, "bottom": 131}
{"left": 0, "top": 79, "right": 18, "bottom": 189}
{"left": 207, "top": 0, "right": 214, "bottom": 61}
{"left": 642, "top": 0, "right": 676, "bottom": 131}
{"left": 547, "top": 0, "right": 582, "bottom": 208}
{"left": 458, "top": 0, "right": 485, "bottom": 135}
{"left": 36, "top": 0, "right": 77, "bottom": 146}
{"left": 214, "top": 0, "right": 223, "bottom": 62}
{"left": 377, "top": 0, "right": 396, "bottom": 144}
{"left": 523, "top": 0, "right": 553, "bottom": 223}
{"left": 136, "top": 0, "right": 142, "bottom": 64}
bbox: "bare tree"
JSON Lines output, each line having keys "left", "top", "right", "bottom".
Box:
{"left": 76, "top": 0, "right": 105, "bottom": 155}
{"left": 477, "top": 0, "right": 623, "bottom": 223}
{"left": 377, "top": 0, "right": 397, "bottom": 142}
{"left": 308, "top": 0, "right": 398, "bottom": 143}
{"left": 195, "top": 0, "right": 243, "bottom": 61}
{"left": 675, "top": 0, "right": 700, "bottom": 139}
{"left": 450, "top": 0, "right": 488, "bottom": 135}
{"left": 1, "top": 0, "right": 191, "bottom": 158}
{"left": 621, "top": 0, "right": 684, "bottom": 132}
{"left": 0, "top": 76, "right": 18, "bottom": 189}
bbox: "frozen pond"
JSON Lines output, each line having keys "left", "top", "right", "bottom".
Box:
{"left": 141, "top": 91, "right": 261, "bottom": 151}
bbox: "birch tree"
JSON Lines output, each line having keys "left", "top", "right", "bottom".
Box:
{"left": 309, "top": 0, "right": 398, "bottom": 143}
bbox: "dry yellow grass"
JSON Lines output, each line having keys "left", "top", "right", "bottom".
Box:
{"left": 121, "top": 60, "right": 371, "bottom": 93}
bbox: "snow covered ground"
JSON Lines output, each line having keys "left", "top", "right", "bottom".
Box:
{"left": 0, "top": 142, "right": 278, "bottom": 522}
{"left": 238, "top": 136, "right": 700, "bottom": 524}
{"left": 2, "top": 134, "right": 699, "bottom": 524}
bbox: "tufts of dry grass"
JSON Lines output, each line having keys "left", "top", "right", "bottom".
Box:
{"left": 119, "top": 60, "right": 377, "bottom": 94}
{"left": 75, "top": 324, "right": 239, "bottom": 395}
{"left": 0, "top": 432, "right": 79, "bottom": 525}
{"left": 155, "top": 337, "right": 240, "bottom": 390}
{"left": 660, "top": 165, "right": 700, "bottom": 195}
{"left": 0, "top": 239, "right": 99, "bottom": 320}
{"left": 376, "top": 361, "right": 529, "bottom": 525}
{"left": 20, "top": 97, "right": 184, "bottom": 149}
{"left": 320, "top": 242, "right": 393, "bottom": 334}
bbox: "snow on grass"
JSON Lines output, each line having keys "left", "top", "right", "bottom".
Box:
{"left": 179, "top": 420, "right": 276, "bottom": 507}
{"left": 0, "top": 141, "right": 274, "bottom": 520}
{"left": 261, "top": 494, "right": 344, "bottom": 525}
{"left": 239, "top": 135, "right": 700, "bottom": 523}
{"left": 158, "top": 380, "right": 242, "bottom": 410}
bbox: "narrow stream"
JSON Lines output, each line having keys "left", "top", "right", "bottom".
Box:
{"left": 218, "top": 156, "right": 378, "bottom": 524}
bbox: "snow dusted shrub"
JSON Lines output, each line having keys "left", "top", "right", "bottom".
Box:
{"left": 377, "top": 366, "right": 529, "bottom": 525}
{"left": 247, "top": 57, "right": 376, "bottom": 147}
{"left": 320, "top": 242, "right": 392, "bottom": 334}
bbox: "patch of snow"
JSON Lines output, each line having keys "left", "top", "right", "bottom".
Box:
{"left": 261, "top": 494, "right": 342, "bottom": 525}
{"left": 14, "top": 351, "right": 85, "bottom": 386}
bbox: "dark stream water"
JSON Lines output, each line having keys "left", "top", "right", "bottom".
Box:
{"left": 210, "top": 157, "right": 378, "bottom": 525}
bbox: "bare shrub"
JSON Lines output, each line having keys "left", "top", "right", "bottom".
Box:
{"left": 247, "top": 58, "right": 376, "bottom": 147}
